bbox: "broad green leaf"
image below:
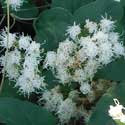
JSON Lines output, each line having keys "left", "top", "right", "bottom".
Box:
{"left": 74, "top": 0, "right": 124, "bottom": 23}
{"left": 0, "top": 79, "right": 24, "bottom": 99}
{"left": 51, "top": 0, "right": 95, "bottom": 14}
{"left": 43, "top": 70, "right": 58, "bottom": 89}
{"left": 88, "top": 82, "right": 125, "bottom": 125}
{"left": 0, "top": 98, "right": 56, "bottom": 125}
{"left": 95, "top": 57, "right": 125, "bottom": 81}
{"left": 34, "top": 7, "right": 73, "bottom": 51}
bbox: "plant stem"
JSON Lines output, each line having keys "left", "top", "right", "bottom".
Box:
{"left": 0, "top": 0, "right": 10, "bottom": 93}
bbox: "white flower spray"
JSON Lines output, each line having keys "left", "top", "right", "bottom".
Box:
{"left": 0, "top": 30, "right": 46, "bottom": 96}
{"left": 44, "top": 17, "right": 125, "bottom": 95}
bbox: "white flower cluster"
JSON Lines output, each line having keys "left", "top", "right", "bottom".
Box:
{"left": 44, "top": 17, "right": 125, "bottom": 94}
{"left": 0, "top": 30, "right": 46, "bottom": 96}
{"left": 57, "top": 98, "right": 77, "bottom": 124}
{"left": 41, "top": 86, "right": 63, "bottom": 112}
{"left": 41, "top": 87, "right": 80, "bottom": 124}
{"left": 4, "top": 0, "right": 24, "bottom": 11}
{"left": 108, "top": 99, "right": 125, "bottom": 123}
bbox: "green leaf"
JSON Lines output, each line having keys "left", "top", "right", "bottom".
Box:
{"left": 34, "top": 7, "right": 73, "bottom": 51}
{"left": 95, "top": 57, "right": 125, "bottom": 81}
{"left": 1, "top": 0, "right": 38, "bottom": 19}
{"left": 0, "top": 79, "right": 24, "bottom": 99}
{"left": 88, "top": 82, "right": 125, "bottom": 125}
{"left": 43, "top": 70, "right": 58, "bottom": 89}
{"left": 51, "top": 0, "right": 95, "bottom": 14}
{"left": 0, "top": 98, "right": 56, "bottom": 125}
{"left": 74, "top": 0, "right": 124, "bottom": 23}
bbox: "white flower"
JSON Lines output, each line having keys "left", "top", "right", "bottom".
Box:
{"left": 92, "top": 31, "right": 108, "bottom": 43}
{"left": 41, "top": 88, "right": 63, "bottom": 112}
{"left": 56, "top": 39, "right": 76, "bottom": 66}
{"left": 26, "top": 41, "right": 41, "bottom": 58}
{"left": 73, "top": 69, "right": 87, "bottom": 83}
{"left": 84, "top": 60, "right": 99, "bottom": 79}
{"left": 5, "top": 0, "right": 24, "bottom": 11}
{"left": 0, "top": 30, "right": 16, "bottom": 48}
{"left": 16, "top": 70, "right": 45, "bottom": 96}
{"left": 0, "top": 49, "right": 21, "bottom": 79}
{"left": 80, "top": 82, "right": 91, "bottom": 94}
{"left": 77, "top": 48, "right": 87, "bottom": 62}
{"left": 66, "top": 22, "right": 81, "bottom": 40}
{"left": 44, "top": 51, "right": 56, "bottom": 69}
{"left": 18, "top": 35, "right": 31, "bottom": 50}
{"left": 98, "top": 42, "right": 113, "bottom": 65}
{"left": 100, "top": 16, "right": 115, "bottom": 33}
{"left": 80, "top": 39, "right": 98, "bottom": 59}
{"left": 112, "top": 42, "right": 125, "bottom": 57}
{"left": 56, "top": 67, "right": 71, "bottom": 84}
{"left": 108, "top": 32, "right": 120, "bottom": 43}
{"left": 85, "top": 19, "right": 97, "bottom": 33}
{"left": 57, "top": 98, "right": 77, "bottom": 124}
{"left": 108, "top": 99, "right": 125, "bottom": 123}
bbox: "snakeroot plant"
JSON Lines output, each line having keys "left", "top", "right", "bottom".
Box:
{"left": 0, "top": 0, "right": 125, "bottom": 125}
{"left": 0, "top": 17, "right": 125, "bottom": 125}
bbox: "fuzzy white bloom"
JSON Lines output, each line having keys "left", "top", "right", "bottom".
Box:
{"left": 108, "top": 99, "right": 125, "bottom": 123}
{"left": 80, "top": 82, "right": 91, "bottom": 94}
{"left": 16, "top": 73, "right": 45, "bottom": 96}
{"left": 73, "top": 69, "right": 87, "bottom": 83}
{"left": 80, "top": 38, "right": 98, "bottom": 59}
{"left": 0, "top": 30, "right": 16, "bottom": 48}
{"left": 109, "top": 32, "right": 120, "bottom": 43}
{"left": 56, "top": 39, "right": 76, "bottom": 64}
{"left": 113, "top": 42, "right": 125, "bottom": 57}
{"left": 26, "top": 41, "right": 41, "bottom": 58}
{"left": 85, "top": 19, "right": 97, "bottom": 33}
{"left": 92, "top": 31, "right": 108, "bottom": 43}
{"left": 57, "top": 98, "right": 77, "bottom": 124}
{"left": 5, "top": 0, "right": 24, "bottom": 11}
{"left": 0, "top": 49, "right": 21, "bottom": 79}
{"left": 56, "top": 67, "right": 71, "bottom": 84}
{"left": 100, "top": 16, "right": 115, "bottom": 33}
{"left": 41, "top": 87, "right": 63, "bottom": 112}
{"left": 98, "top": 42, "right": 113, "bottom": 65}
{"left": 84, "top": 60, "right": 99, "bottom": 79}
{"left": 66, "top": 22, "right": 81, "bottom": 40}
{"left": 44, "top": 51, "right": 56, "bottom": 69}
{"left": 18, "top": 35, "right": 31, "bottom": 50}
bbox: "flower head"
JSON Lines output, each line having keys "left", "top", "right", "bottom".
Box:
{"left": 108, "top": 99, "right": 125, "bottom": 123}
{"left": 66, "top": 22, "right": 81, "bottom": 40}
{"left": 5, "top": 0, "right": 24, "bottom": 11}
